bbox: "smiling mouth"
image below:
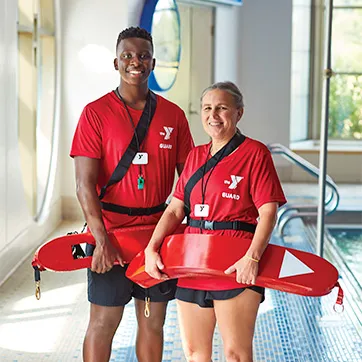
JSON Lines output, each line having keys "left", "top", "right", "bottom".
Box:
{"left": 127, "top": 69, "right": 145, "bottom": 75}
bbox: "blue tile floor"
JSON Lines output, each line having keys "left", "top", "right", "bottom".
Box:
{"left": 0, "top": 220, "right": 361, "bottom": 361}
{"left": 108, "top": 290, "right": 362, "bottom": 362}
{"left": 109, "top": 227, "right": 362, "bottom": 362}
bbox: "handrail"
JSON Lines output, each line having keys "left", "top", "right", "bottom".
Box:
{"left": 267, "top": 143, "right": 340, "bottom": 235}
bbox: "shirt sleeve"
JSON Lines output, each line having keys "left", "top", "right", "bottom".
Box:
{"left": 250, "top": 149, "right": 287, "bottom": 209}
{"left": 176, "top": 110, "right": 194, "bottom": 165}
{"left": 70, "top": 105, "right": 102, "bottom": 159}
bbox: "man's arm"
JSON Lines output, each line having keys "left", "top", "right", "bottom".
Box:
{"left": 176, "top": 163, "right": 185, "bottom": 177}
{"left": 75, "top": 156, "right": 105, "bottom": 239}
{"left": 74, "top": 156, "right": 123, "bottom": 272}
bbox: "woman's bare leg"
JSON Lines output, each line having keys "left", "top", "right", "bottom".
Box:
{"left": 176, "top": 299, "right": 216, "bottom": 362}
{"left": 214, "top": 289, "right": 261, "bottom": 362}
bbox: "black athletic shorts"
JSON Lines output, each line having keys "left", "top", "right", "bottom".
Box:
{"left": 175, "top": 286, "right": 265, "bottom": 308}
{"left": 86, "top": 244, "right": 177, "bottom": 307}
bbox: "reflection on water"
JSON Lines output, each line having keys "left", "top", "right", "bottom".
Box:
{"left": 329, "top": 228, "right": 362, "bottom": 287}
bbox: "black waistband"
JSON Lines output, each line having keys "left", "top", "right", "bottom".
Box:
{"left": 188, "top": 218, "right": 256, "bottom": 233}
{"left": 100, "top": 202, "right": 166, "bottom": 216}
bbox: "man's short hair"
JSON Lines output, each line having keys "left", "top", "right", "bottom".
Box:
{"left": 116, "top": 27, "right": 153, "bottom": 52}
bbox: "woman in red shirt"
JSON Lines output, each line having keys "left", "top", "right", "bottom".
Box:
{"left": 145, "top": 81, "right": 286, "bottom": 362}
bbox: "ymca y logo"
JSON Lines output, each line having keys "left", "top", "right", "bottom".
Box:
{"left": 224, "top": 175, "right": 244, "bottom": 190}
{"left": 160, "top": 126, "right": 174, "bottom": 140}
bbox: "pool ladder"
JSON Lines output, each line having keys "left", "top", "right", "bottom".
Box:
{"left": 268, "top": 143, "right": 340, "bottom": 236}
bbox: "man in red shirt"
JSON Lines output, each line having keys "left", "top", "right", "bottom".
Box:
{"left": 70, "top": 27, "right": 194, "bottom": 362}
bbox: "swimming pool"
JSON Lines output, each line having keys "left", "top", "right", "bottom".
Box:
{"left": 328, "top": 227, "right": 362, "bottom": 288}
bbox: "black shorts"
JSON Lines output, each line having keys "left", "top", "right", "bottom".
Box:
{"left": 86, "top": 244, "right": 177, "bottom": 307}
{"left": 175, "top": 286, "right": 265, "bottom": 308}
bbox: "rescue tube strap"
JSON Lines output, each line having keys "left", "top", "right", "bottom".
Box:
{"left": 188, "top": 218, "right": 256, "bottom": 233}
{"left": 98, "top": 90, "right": 157, "bottom": 201}
{"left": 183, "top": 131, "right": 246, "bottom": 216}
{"left": 333, "top": 281, "right": 344, "bottom": 312}
{"left": 100, "top": 202, "right": 166, "bottom": 216}
{"left": 32, "top": 266, "right": 41, "bottom": 300}
{"left": 144, "top": 288, "right": 151, "bottom": 318}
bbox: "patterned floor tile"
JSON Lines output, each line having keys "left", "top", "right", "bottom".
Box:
{"left": 0, "top": 221, "right": 361, "bottom": 361}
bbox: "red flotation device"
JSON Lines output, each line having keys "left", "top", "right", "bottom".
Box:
{"left": 31, "top": 226, "right": 344, "bottom": 309}
{"left": 32, "top": 224, "right": 186, "bottom": 272}
{"left": 31, "top": 224, "right": 186, "bottom": 299}
{"left": 126, "top": 234, "right": 344, "bottom": 308}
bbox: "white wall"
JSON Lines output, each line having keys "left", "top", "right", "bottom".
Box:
{"left": 290, "top": 151, "right": 362, "bottom": 183}
{"left": 213, "top": 0, "right": 292, "bottom": 175}
{"left": 0, "top": 0, "right": 8, "bottom": 251}
{"left": 128, "top": 0, "right": 145, "bottom": 26}
{"left": 60, "top": 0, "right": 129, "bottom": 218}
{"left": 237, "top": 0, "right": 292, "bottom": 146}
{"left": 0, "top": 0, "right": 62, "bottom": 286}
{"left": 214, "top": 5, "right": 240, "bottom": 84}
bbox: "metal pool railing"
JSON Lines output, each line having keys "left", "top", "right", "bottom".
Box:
{"left": 268, "top": 143, "right": 340, "bottom": 236}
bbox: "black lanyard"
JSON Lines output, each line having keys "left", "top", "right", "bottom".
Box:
{"left": 98, "top": 89, "right": 157, "bottom": 200}
{"left": 200, "top": 144, "right": 226, "bottom": 204}
{"left": 114, "top": 87, "right": 151, "bottom": 154}
{"left": 183, "top": 131, "right": 246, "bottom": 216}
{"left": 114, "top": 88, "right": 151, "bottom": 190}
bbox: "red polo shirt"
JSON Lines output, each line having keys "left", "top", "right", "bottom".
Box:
{"left": 173, "top": 136, "right": 287, "bottom": 290}
{"left": 70, "top": 91, "right": 194, "bottom": 230}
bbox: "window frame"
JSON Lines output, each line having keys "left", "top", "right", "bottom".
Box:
{"left": 309, "top": 0, "right": 362, "bottom": 141}
{"left": 17, "top": 0, "right": 58, "bottom": 220}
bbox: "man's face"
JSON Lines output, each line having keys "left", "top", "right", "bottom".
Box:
{"left": 114, "top": 37, "right": 155, "bottom": 86}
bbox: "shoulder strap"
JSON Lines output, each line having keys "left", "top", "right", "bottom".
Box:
{"left": 99, "top": 91, "right": 157, "bottom": 200}
{"left": 183, "top": 131, "right": 246, "bottom": 216}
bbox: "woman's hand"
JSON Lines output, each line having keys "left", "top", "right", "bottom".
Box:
{"left": 145, "top": 248, "right": 168, "bottom": 280}
{"left": 224, "top": 255, "right": 259, "bottom": 285}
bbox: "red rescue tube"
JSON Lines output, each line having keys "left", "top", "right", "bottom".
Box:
{"left": 126, "top": 233, "right": 343, "bottom": 301}
{"left": 32, "top": 224, "right": 186, "bottom": 272}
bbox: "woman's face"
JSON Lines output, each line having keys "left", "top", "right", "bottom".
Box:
{"left": 201, "top": 89, "right": 243, "bottom": 143}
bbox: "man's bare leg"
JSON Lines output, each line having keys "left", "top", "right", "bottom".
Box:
{"left": 83, "top": 304, "right": 124, "bottom": 362}
{"left": 134, "top": 299, "right": 168, "bottom": 362}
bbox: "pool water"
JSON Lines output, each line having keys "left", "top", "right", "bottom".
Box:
{"left": 328, "top": 228, "right": 362, "bottom": 287}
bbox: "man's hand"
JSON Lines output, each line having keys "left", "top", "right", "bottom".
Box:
{"left": 91, "top": 239, "right": 124, "bottom": 273}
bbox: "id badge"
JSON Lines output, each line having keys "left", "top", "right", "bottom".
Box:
{"left": 132, "top": 152, "right": 148, "bottom": 165}
{"left": 194, "top": 204, "right": 209, "bottom": 217}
